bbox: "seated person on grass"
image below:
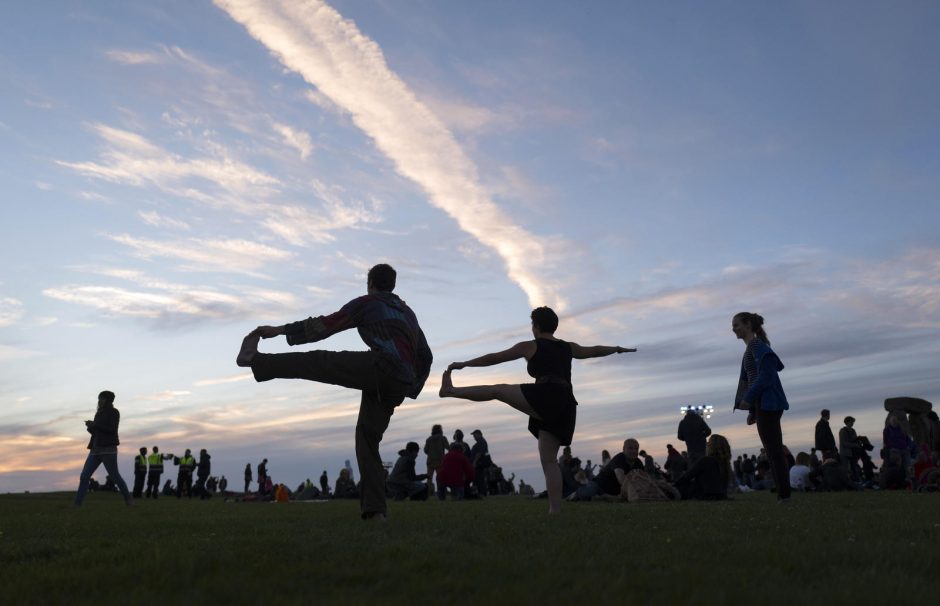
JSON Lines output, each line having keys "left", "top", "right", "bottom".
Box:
{"left": 387, "top": 442, "right": 428, "bottom": 501}
{"left": 569, "top": 438, "right": 643, "bottom": 501}
{"left": 673, "top": 434, "right": 731, "bottom": 500}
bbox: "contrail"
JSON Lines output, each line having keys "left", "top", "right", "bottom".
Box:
{"left": 214, "top": 0, "right": 564, "bottom": 309}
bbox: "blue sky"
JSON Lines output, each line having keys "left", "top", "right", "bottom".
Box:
{"left": 1, "top": 1, "right": 938, "bottom": 492}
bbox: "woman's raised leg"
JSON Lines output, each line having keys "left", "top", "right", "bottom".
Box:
{"left": 440, "top": 370, "right": 540, "bottom": 418}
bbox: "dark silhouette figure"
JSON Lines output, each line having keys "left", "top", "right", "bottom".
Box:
{"left": 439, "top": 306, "right": 635, "bottom": 514}
{"left": 244, "top": 463, "right": 252, "bottom": 494}
{"left": 74, "top": 391, "right": 133, "bottom": 506}
{"left": 145, "top": 446, "right": 169, "bottom": 499}
{"left": 257, "top": 459, "right": 268, "bottom": 494}
{"left": 132, "top": 447, "right": 148, "bottom": 498}
{"left": 677, "top": 410, "right": 712, "bottom": 463}
{"left": 196, "top": 449, "right": 212, "bottom": 499}
{"left": 237, "top": 264, "right": 433, "bottom": 521}
{"left": 174, "top": 449, "right": 195, "bottom": 498}
{"left": 815, "top": 409, "right": 837, "bottom": 453}
{"left": 319, "top": 470, "right": 330, "bottom": 496}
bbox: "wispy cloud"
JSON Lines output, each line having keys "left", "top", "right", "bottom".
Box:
{"left": 57, "top": 123, "right": 280, "bottom": 205}
{"left": 109, "top": 233, "right": 293, "bottom": 275}
{"left": 0, "top": 344, "right": 46, "bottom": 362}
{"left": 104, "top": 49, "right": 163, "bottom": 65}
{"left": 42, "top": 268, "right": 300, "bottom": 326}
{"left": 272, "top": 122, "right": 313, "bottom": 159}
{"left": 194, "top": 373, "right": 253, "bottom": 387}
{"left": 138, "top": 210, "right": 191, "bottom": 230}
{"left": 214, "top": 0, "right": 566, "bottom": 309}
{"left": 0, "top": 297, "right": 24, "bottom": 327}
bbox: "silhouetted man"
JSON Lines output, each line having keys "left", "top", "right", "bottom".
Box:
{"left": 677, "top": 410, "right": 711, "bottom": 463}
{"left": 815, "top": 409, "right": 837, "bottom": 453}
{"left": 237, "top": 263, "right": 432, "bottom": 521}
{"left": 132, "top": 447, "right": 148, "bottom": 498}
{"left": 175, "top": 449, "right": 195, "bottom": 498}
{"left": 146, "top": 446, "right": 170, "bottom": 499}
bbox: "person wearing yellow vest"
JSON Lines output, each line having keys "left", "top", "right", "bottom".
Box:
{"left": 146, "top": 446, "right": 171, "bottom": 499}
{"left": 175, "top": 449, "right": 196, "bottom": 498}
{"left": 132, "top": 447, "right": 148, "bottom": 498}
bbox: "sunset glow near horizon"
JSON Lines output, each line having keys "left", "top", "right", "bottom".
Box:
{"left": 2, "top": 1, "right": 938, "bottom": 493}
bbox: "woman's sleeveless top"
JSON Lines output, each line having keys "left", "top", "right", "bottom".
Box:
{"left": 526, "top": 339, "right": 573, "bottom": 383}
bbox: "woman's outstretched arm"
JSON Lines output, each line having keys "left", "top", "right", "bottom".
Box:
{"left": 569, "top": 344, "right": 636, "bottom": 359}
{"left": 448, "top": 341, "right": 535, "bottom": 370}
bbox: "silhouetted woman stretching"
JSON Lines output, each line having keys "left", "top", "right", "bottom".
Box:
{"left": 439, "top": 307, "right": 635, "bottom": 514}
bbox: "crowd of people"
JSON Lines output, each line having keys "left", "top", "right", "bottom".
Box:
{"left": 74, "top": 264, "right": 938, "bottom": 516}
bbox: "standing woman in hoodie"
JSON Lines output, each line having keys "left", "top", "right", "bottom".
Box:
{"left": 732, "top": 312, "right": 792, "bottom": 502}
{"left": 74, "top": 390, "right": 133, "bottom": 506}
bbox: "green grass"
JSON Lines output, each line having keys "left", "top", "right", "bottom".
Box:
{"left": 1, "top": 491, "right": 937, "bottom": 605}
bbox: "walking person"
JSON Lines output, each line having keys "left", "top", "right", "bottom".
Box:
{"left": 236, "top": 263, "right": 433, "bottom": 521}
{"left": 731, "top": 312, "right": 791, "bottom": 502}
{"left": 439, "top": 306, "right": 635, "bottom": 514}
{"left": 74, "top": 390, "right": 133, "bottom": 507}
{"left": 132, "top": 447, "right": 148, "bottom": 499}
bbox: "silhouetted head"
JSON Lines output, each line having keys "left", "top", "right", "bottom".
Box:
{"left": 732, "top": 312, "right": 769, "bottom": 345}
{"left": 97, "top": 390, "right": 115, "bottom": 410}
{"left": 623, "top": 439, "right": 639, "bottom": 459}
{"left": 530, "top": 307, "right": 559, "bottom": 335}
{"left": 140, "top": 447, "right": 147, "bottom": 455}
{"left": 844, "top": 416, "right": 855, "bottom": 426}
{"left": 431, "top": 424, "right": 443, "bottom": 435}
{"left": 796, "top": 452, "right": 810, "bottom": 466}
{"left": 471, "top": 429, "right": 483, "bottom": 441}
{"left": 454, "top": 429, "right": 464, "bottom": 441}
{"left": 153, "top": 446, "right": 159, "bottom": 453}
{"left": 705, "top": 434, "right": 731, "bottom": 460}
{"left": 367, "top": 264, "right": 396, "bottom": 292}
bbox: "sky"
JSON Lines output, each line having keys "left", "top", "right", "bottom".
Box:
{"left": 1, "top": 0, "right": 938, "bottom": 493}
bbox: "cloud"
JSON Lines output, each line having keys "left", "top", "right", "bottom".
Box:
{"left": 57, "top": 123, "right": 280, "bottom": 206}
{"left": 0, "top": 344, "right": 46, "bottom": 362}
{"left": 105, "top": 49, "right": 163, "bottom": 65}
{"left": 0, "top": 297, "right": 24, "bottom": 327}
{"left": 43, "top": 266, "right": 300, "bottom": 326}
{"left": 138, "top": 210, "right": 191, "bottom": 230}
{"left": 213, "top": 0, "right": 566, "bottom": 309}
{"left": 194, "top": 373, "right": 253, "bottom": 387}
{"left": 109, "top": 233, "right": 293, "bottom": 274}
{"left": 262, "top": 179, "right": 381, "bottom": 245}
{"left": 273, "top": 122, "right": 314, "bottom": 159}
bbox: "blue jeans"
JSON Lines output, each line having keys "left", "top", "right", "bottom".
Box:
{"left": 574, "top": 480, "right": 604, "bottom": 500}
{"left": 74, "top": 451, "right": 132, "bottom": 505}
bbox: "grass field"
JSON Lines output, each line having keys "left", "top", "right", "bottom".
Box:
{"left": 1, "top": 491, "right": 937, "bottom": 605}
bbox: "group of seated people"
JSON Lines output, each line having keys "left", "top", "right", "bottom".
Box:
{"left": 385, "top": 440, "right": 517, "bottom": 501}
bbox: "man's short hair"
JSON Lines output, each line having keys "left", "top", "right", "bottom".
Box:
{"left": 368, "top": 264, "right": 396, "bottom": 292}
{"left": 98, "top": 390, "right": 115, "bottom": 403}
{"left": 821, "top": 409, "right": 830, "bottom": 417}
{"left": 530, "top": 307, "right": 559, "bottom": 333}
{"left": 844, "top": 416, "right": 855, "bottom": 424}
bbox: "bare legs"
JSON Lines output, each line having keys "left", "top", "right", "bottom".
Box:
{"left": 538, "top": 430, "right": 562, "bottom": 514}
{"left": 236, "top": 329, "right": 261, "bottom": 367}
{"left": 440, "top": 369, "right": 561, "bottom": 513}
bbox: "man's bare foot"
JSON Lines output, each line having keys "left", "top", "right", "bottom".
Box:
{"left": 236, "top": 330, "right": 261, "bottom": 367}
{"left": 439, "top": 369, "right": 454, "bottom": 398}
